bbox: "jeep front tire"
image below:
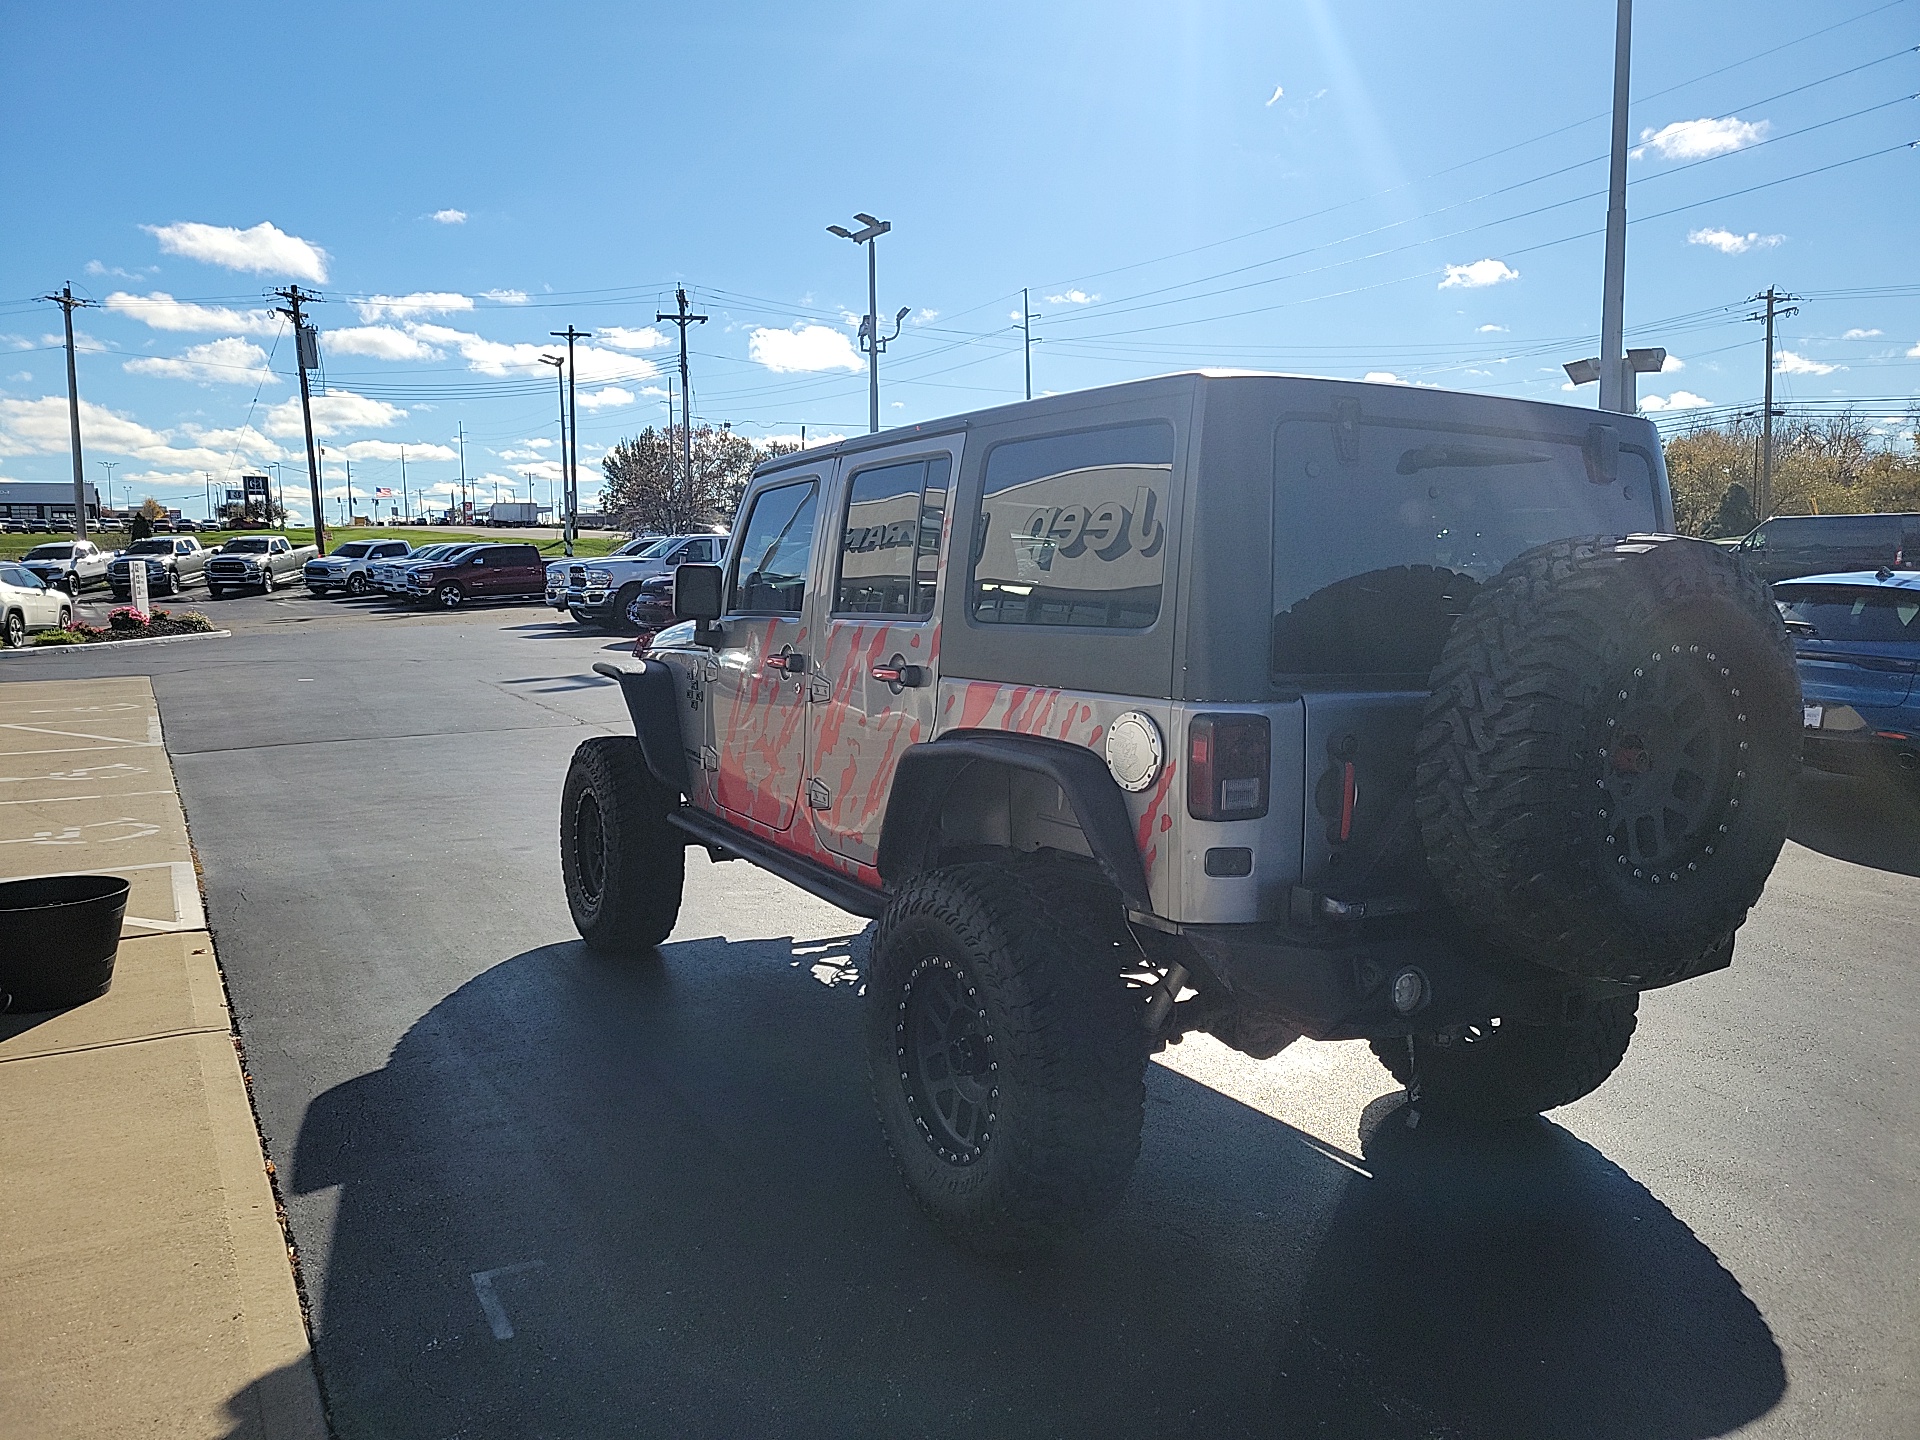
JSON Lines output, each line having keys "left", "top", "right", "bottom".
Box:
{"left": 560, "top": 736, "right": 684, "bottom": 951}
{"left": 1370, "top": 994, "right": 1638, "bottom": 1121}
{"left": 865, "top": 863, "right": 1146, "bottom": 1253}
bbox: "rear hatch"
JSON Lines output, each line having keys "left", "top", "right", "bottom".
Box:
{"left": 1272, "top": 413, "right": 1662, "bottom": 901}
{"left": 1776, "top": 581, "right": 1920, "bottom": 721}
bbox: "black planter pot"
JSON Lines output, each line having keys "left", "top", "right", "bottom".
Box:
{"left": 0, "top": 874, "right": 131, "bottom": 1013}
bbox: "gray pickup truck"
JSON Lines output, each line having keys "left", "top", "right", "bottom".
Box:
{"left": 205, "top": 535, "right": 317, "bottom": 597}
{"left": 106, "top": 536, "right": 209, "bottom": 599}
{"left": 20, "top": 540, "right": 115, "bottom": 594}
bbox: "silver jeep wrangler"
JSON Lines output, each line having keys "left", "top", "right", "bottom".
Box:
{"left": 563, "top": 372, "right": 1798, "bottom": 1253}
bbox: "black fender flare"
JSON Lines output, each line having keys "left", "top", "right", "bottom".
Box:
{"left": 592, "top": 660, "right": 692, "bottom": 797}
{"left": 876, "top": 731, "right": 1152, "bottom": 912}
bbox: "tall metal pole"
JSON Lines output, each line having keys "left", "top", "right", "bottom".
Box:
{"left": 540, "top": 354, "right": 569, "bottom": 552}
{"left": 38, "top": 284, "right": 97, "bottom": 538}
{"left": 1020, "top": 288, "right": 1039, "bottom": 400}
{"left": 273, "top": 285, "right": 327, "bottom": 555}
{"left": 1749, "top": 286, "right": 1796, "bottom": 520}
{"left": 1596, "top": 0, "right": 1633, "bottom": 413}
{"left": 866, "top": 241, "right": 880, "bottom": 433}
{"left": 457, "top": 422, "right": 468, "bottom": 525}
{"left": 400, "top": 444, "right": 408, "bottom": 524}
{"left": 99, "top": 460, "right": 118, "bottom": 520}
{"left": 655, "top": 291, "right": 706, "bottom": 512}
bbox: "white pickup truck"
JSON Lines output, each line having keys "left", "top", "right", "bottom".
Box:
{"left": 564, "top": 532, "right": 727, "bottom": 631}
{"left": 205, "top": 535, "right": 318, "bottom": 596}
{"left": 20, "top": 540, "right": 116, "bottom": 594}
{"left": 302, "top": 538, "right": 416, "bottom": 596}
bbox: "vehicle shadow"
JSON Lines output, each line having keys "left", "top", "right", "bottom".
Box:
{"left": 284, "top": 935, "right": 1783, "bottom": 1440}
{"left": 1787, "top": 767, "right": 1920, "bottom": 878}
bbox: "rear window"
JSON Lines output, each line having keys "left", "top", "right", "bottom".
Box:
{"left": 1777, "top": 584, "right": 1920, "bottom": 644}
{"left": 970, "top": 421, "right": 1172, "bottom": 629}
{"left": 1272, "top": 419, "right": 1658, "bottom": 678}
{"left": 836, "top": 456, "right": 950, "bottom": 616}
{"left": 126, "top": 540, "right": 174, "bottom": 554}
{"left": 25, "top": 545, "right": 73, "bottom": 559}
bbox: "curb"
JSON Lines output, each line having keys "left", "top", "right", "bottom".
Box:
{"left": 4, "top": 630, "right": 232, "bottom": 656}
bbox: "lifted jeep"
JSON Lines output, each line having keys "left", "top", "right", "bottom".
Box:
{"left": 561, "top": 372, "right": 1798, "bottom": 1253}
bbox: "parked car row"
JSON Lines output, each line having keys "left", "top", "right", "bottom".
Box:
{"left": 305, "top": 540, "right": 550, "bottom": 608}
{"left": 546, "top": 531, "right": 727, "bottom": 633}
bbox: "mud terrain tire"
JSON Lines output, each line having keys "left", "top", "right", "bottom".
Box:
{"left": 560, "top": 736, "right": 683, "bottom": 951}
{"left": 1370, "top": 996, "right": 1639, "bottom": 1120}
{"left": 866, "top": 863, "right": 1146, "bottom": 1254}
{"left": 1417, "top": 536, "right": 1797, "bottom": 986}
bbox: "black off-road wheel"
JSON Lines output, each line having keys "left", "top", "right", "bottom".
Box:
{"left": 1370, "top": 995, "right": 1639, "bottom": 1121}
{"left": 559, "top": 736, "right": 684, "bottom": 952}
{"left": 865, "top": 863, "right": 1147, "bottom": 1254}
{"left": 1418, "top": 536, "right": 1799, "bottom": 986}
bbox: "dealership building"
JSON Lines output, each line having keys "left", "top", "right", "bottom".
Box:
{"left": 0, "top": 482, "right": 103, "bottom": 525}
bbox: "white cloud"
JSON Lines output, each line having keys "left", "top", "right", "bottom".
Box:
{"left": 1634, "top": 117, "right": 1769, "bottom": 162}
{"left": 430, "top": 209, "right": 467, "bottom": 225}
{"left": 353, "top": 292, "right": 474, "bottom": 323}
{"left": 1774, "top": 350, "right": 1840, "bottom": 376}
{"left": 598, "top": 326, "right": 668, "bottom": 352}
{"left": 1907, "top": 341, "right": 1920, "bottom": 358}
{"left": 1686, "top": 227, "right": 1784, "bottom": 255}
{"left": 479, "top": 289, "right": 528, "bottom": 304}
{"left": 576, "top": 387, "right": 634, "bottom": 411}
{"left": 144, "top": 221, "right": 329, "bottom": 282}
{"left": 85, "top": 260, "right": 152, "bottom": 281}
{"left": 263, "top": 388, "right": 406, "bottom": 440}
{"left": 912, "top": 308, "right": 939, "bottom": 325}
{"left": 1046, "top": 290, "right": 1099, "bottom": 305}
{"left": 1439, "top": 259, "right": 1518, "bottom": 290}
{"left": 407, "top": 324, "right": 652, "bottom": 384}
{"left": 1640, "top": 390, "right": 1712, "bottom": 412}
{"left": 104, "top": 291, "right": 283, "bottom": 337}
{"left": 1661, "top": 354, "right": 1685, "bottom": 372}
{"left": 1842, "top": 328, "right": 1882, "bottom": 339}
{"left": 0, "top": 395, "right": 280, "bottom": 471}
{"left": 1265, "top": 85, "right": 1285, "bottom": 107}
{"left": 329, "top": 439, "right": 458, "bottom": 463}
{"left": 323, "top": 326, "right": 442, "bottom": 362}
{"left": 1476, "top": 323, "right": 1508, "bottom": 333}
{"left": 747, "top": 324, "right": 864, "bottom": 374}
{"left": 762, "top": 431, "right": 847, "bottom": 451}
{"left": 43, "top": 329, "right": 109, "bottom": 354}
{"left": 1363, "top": 371, "right": 1408, "bottom": 385}
{"left": 123, "top": 337, "right": 279, "bottom": 386}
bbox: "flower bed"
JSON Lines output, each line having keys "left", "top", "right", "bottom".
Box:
{"left": 32, "top": 607, "right": 217, "bottom": 646}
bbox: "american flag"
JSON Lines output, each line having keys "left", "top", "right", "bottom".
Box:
{"left": 373, "top": 487, "right": 395, "bottom": 497}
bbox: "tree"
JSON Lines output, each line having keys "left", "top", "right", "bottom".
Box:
{"left": 1713, "top": 482, "right": 1756, "bottom": 539}
{"left": 601, "top": 425, "right": 800, "bottom": 535}
{"left": 1663, "top": 410, "right": 1920, "bottom": 534}
{"left": 137, "top": 497, "right": 167, "bottom": 520}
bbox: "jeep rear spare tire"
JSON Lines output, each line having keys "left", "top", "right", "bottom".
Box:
{"left": 865, "top": 863, "right": 1146, "bottom": 1254}
{"left": 1417, "top": 536, "right": 1798, "bottom": 986}
{"left": 560, "top": 736, "right": 684, "bottom": 951}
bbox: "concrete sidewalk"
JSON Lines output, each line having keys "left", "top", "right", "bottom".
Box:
{"left": 0, "top": 677, "right": 326, "bottom": 1440}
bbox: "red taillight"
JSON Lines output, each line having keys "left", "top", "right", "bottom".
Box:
{"left": 1187, "top": 714, "right": 1270, "bottom": 821}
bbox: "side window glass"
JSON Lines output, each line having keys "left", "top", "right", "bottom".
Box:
{"left": 732, "top": 480, "right": 820, "bottom": 615}
{"left": 971, "top": 422, "right": 1172, "bottom": 628}
{"left": 836, "top": 455, "right": 950, "bottom": 616}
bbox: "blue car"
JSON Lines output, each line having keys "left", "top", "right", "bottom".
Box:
{"left": 1775, "top": 570, "right": 1920, "bottom": 782}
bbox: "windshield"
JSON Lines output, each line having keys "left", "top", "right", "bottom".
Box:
{"left": 126, "top": 540, "right": 174, "bottom": 555}
{"left": 1777, "top": 584, "right": 1920, "bottom": 644}
{"left": 1272, "top": 419, "right": 1661, "bottom": 677}
{"left": 633, "top": 538, "right": 676, "bottom": 560}
{"left": 334, "top": 543, "right": 373, "bottom": 559}
{"left": 225, "top": 539, "right": 270, "bottom": 553}
{"left": 25, "top": 545, "right": 74, "bottom": 559}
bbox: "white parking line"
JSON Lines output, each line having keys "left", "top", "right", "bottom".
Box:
{"left": 0, "top": 722, "right": 161, "bottom": 748}
{"left": 470, "top": 1261, "right": 544, "bottom": 1341}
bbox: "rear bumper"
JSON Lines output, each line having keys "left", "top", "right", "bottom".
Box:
{"left": 1803, "top": 729, "right": 1920, "bottom": 778}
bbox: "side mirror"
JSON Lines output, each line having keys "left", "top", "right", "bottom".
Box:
{"left": 674, "top": 563, "right": 724, "bottom": 623}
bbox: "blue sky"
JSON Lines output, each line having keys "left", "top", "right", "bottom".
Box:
{"left": 2, "top": 0, "right": 1915, "bottom": 523}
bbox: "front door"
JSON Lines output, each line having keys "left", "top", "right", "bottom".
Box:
{"left": 709, "top": 476, "right": 823, "bottom": 833}
{"left": 807, "top": 445, "right": 956, "bottom": 865}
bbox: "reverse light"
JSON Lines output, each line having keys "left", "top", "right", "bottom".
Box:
{"left": 1187, "top": 714, "right": 1270, "bottom": 821}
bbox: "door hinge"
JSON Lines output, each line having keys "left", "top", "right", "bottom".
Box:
{"left": 701, "top": 746, "right": 720, "bottom": 773}
{"left": 808, "top": 676, "right": 832, "bottom": 704}
{"left": 806, "top": 777, "right": 832, "bottom": 810}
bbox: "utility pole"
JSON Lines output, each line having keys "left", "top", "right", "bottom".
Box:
{"left": 829, "top": 215, "right": 908, "bottom": 433}
{"left": 272, "top": 285, "right": 327, "bottom": 554}
{"left": 38, "top": 284, "right": 97, "bottom": 539}
{"left": 1748, "top": 286, "right": 1800, "bottom": 521}
{"left": 539, "top": 352, "right": 571, "bottom": 555}
{"left": 344, "top": 458, "right": 354, "bottom": 528}
{"left": 1596, "top": 0, "right": 1633, "bottom": 414}
{"left": 457, "top": 422, "right": 468, "bottom": 525}
{"left": 655, "top": 291, "right": 706, "bottom": 504}
{"left": 1017, "top": 288, "right": 1042, "bottom": 400}
{"left": 551, "top": 327, "right": 591, "bottom": 552}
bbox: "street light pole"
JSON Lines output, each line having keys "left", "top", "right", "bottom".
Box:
{"left": 539, "top": 353, "right": 570, "bottom": 554}
{"left": 1596, "top": 0, "right": 1633, "bottom": 414}
{"left": 828, "top": 214, "right": 909, "bottom": 434}
{"left": 98, "top": 460, "right": 117, "bottom": 519}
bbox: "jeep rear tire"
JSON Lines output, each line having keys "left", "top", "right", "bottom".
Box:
{"left": 1370, "top": 995, "right": 1639, "bottom": 1120}
{"left": 1417, "top": 536, "right": 1798, "bottom": 987}
{"left": 560, "top": 736, "right": 684, "bottom": 952}
{"left": 865, "top": 863, "right": 1146, "bottom": 1254}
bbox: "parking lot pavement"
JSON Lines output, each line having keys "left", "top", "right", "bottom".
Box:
{"left": 9, "top": 598, "right": 1918, "bottom": 1438}
{"left": 0, "top": 676, "right": 325, "bottom": 1440}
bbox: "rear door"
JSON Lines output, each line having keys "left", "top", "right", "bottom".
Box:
{"left": 806, "top": 441, "right": 958, "bottom": 865}
{"left": 707, "top": 475, "right": 824, "bottom": 832}
{"left": 500, "top": 545, "right": 542, "bottom": 595}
